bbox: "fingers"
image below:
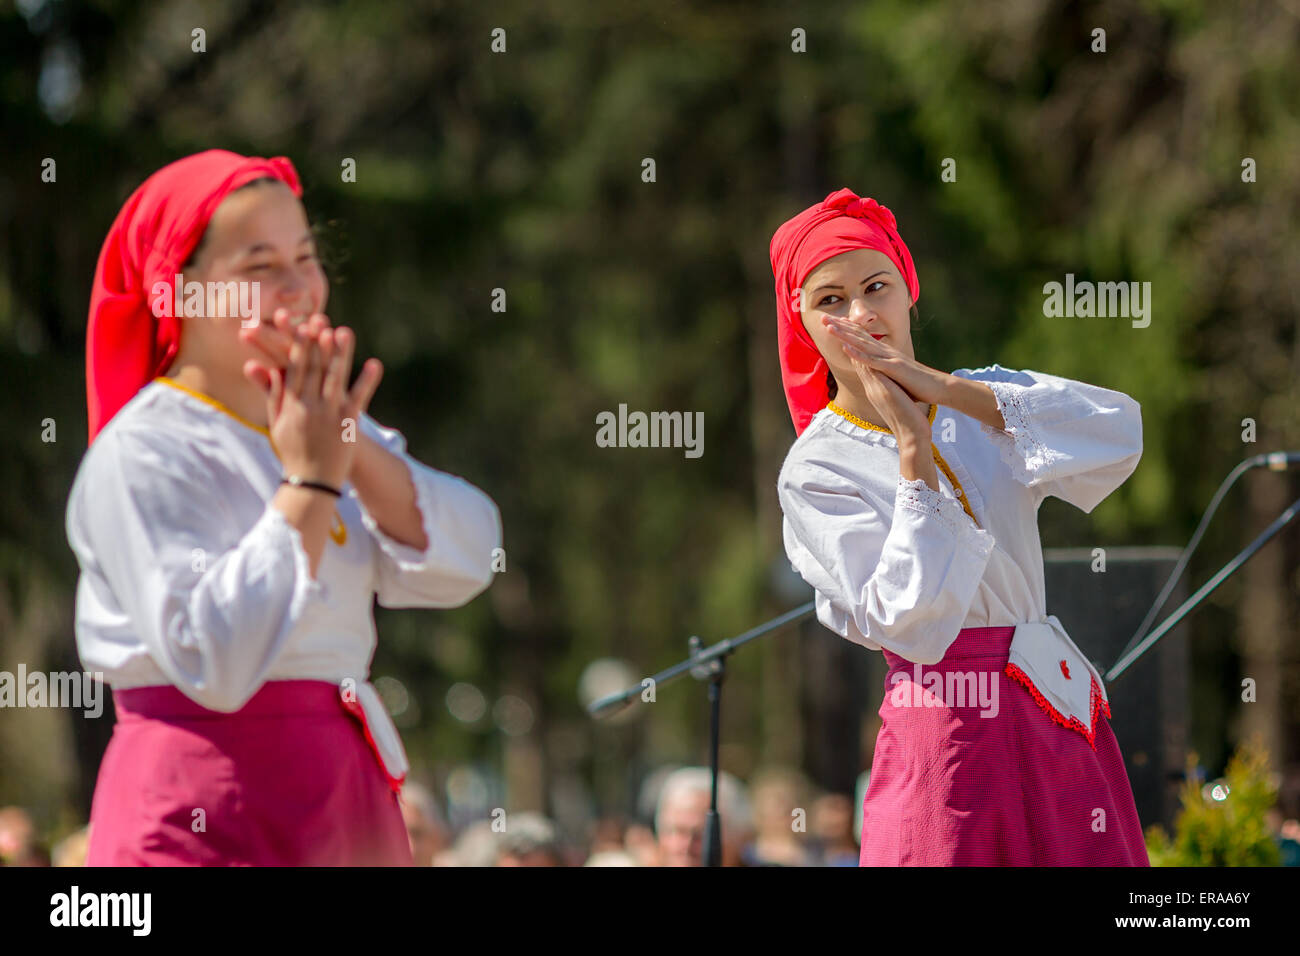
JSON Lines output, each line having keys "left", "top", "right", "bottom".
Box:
{"left": 323, "top": 327, "right": 354, "bottom": 405}
{"left": 243, "top": 359, "right": 273, "bottom": 393}
{"left": 240, "top": 321, "right": 287, "bottom": 369}
{"left": 301, "top": 327, "right": 327, "bottom": 400}
{"left": 825, "top": 318, "right": 887, "bottom": 353}
{"left": 348, "top": 358, "right": 384, "bottom": 415}
{"left": 285, "top": 326, "right": 307, "bottom": 396}
{"left": 274, "top": 307, "right": 295, "bottom": 337}
{"left": 839, "top": 340, "right": 876, "bottom": 367}
{"left": 267, "top": 365, "right": 283, "bottom": 420}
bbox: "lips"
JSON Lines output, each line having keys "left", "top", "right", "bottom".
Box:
{"left": 870, "top": 333, "right": 886, "bottom": 340}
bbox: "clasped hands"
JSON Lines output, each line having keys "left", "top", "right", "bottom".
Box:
{"left": 239, "top": 309, "right": 386, "bottom": 487}
{"left": 822, "top": 316, "right": 1006, "bottom": 433}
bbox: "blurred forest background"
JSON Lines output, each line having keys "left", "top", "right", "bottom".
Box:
{"left": 1, "top": 0, "right": 1297, "bottom": 848}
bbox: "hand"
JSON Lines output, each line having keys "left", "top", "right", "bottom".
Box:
{"left": 851, "top": 358, "right": 932, "bottom": 440}
{"left": 240, "top": 308, "right": 331, "bottom": 371}
{"left": 823, "top": 315, "right": 951, "bottom": 406}
{"left": 243, "top": 323, "right": 384, "bottom": 488}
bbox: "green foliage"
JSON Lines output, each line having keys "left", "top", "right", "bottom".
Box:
{"left": 1145, "top": 737, "right": 1282, "bottom": 867}
{"left": 2, "top": 0, "right": 1297, "bottom": 822}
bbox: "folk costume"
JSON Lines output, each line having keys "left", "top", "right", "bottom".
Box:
{"left": 68, "top": 150, "right": 501, "bottom": 865}
{"left": 771, "top": 189, "right": 1148, "bottom": 866}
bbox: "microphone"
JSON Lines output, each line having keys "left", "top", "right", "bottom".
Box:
{"left": 1111, "top": 449, "right": 1300, "bottom": 674}
{"left": 1260, "top": 451, "right": 1300, "bottom": 471}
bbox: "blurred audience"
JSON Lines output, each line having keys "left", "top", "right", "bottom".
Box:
{"left": 0, "top": 806, "right": 49, "bottom": 866}
{"left": 744, "top": 766, "right": 813, "bottom": 866}
{"left": 399, "top": 780, "right": 449, "bottom": 866}
{"left": 51, "top": 824, "right": 91, "bottom": 868}
{"left": 654, "top": 766, "right": 753, "bottom": 866}
{"left": 809, "top": 793, "right": 860, "bottom": 866}
{"left": 496, "top": 811, "right": 563, "bottom": 866}
{"left": 16, "top": 765, "right": 876, "bottom": 866}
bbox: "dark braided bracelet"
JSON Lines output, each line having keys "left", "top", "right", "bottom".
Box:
{"left": 280, "top": 475, "right": 342, "bottom": 498}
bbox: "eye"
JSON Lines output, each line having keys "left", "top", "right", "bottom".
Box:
{"left": 297, "top": 251, "right": 318, "bottom": 263}
{"left": 865, "top": 281, "right": 886, "bottom": 293}
{"left": 817, "top": 294, "right": 842, "bottom": 307}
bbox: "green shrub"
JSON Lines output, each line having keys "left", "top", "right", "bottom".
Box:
{"left": 1145, "top": 736, "right": 1282, "bottom": 867}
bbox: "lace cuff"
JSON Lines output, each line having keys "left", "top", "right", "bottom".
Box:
{"left": 978, "top": 379, "right": 1068, "bottom": 486}
{"left": 895, "top": 474, "right": 993, "bottom": 556}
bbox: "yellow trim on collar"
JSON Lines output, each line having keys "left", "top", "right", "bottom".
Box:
{"left": 152, "top": 376, "right": 348, "bottom": 546}
{"left": 153, "top": 376, "right": 270, "bottom": 437}
{"left": 826, "top": 400, "right": 981, "bottom": 529}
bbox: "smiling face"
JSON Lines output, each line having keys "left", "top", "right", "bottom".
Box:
{"left": 798, "top": 247, "right": 915, "bottom": 389}
{"left": 172, "top": 178, "right": 327, "bottom": 380}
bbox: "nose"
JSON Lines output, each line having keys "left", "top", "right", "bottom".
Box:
{"left": 848, "top": 295, "right": 875, "bottom": 324}
{"left": 271, "top": 272, "right": 314, "bottom": 314}
{"left": 273, "top": 270, "right": 304, "bottom": 301}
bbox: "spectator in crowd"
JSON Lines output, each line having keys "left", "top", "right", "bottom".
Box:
{"left": 0, "top": 806, "right": 49, "bottom": 866}
{"left": 809, "top": 793, "right": 860, "bottom": 866}
{"left": 51, "top": 824, "right": 92, "bottom": 868}
{"left": 399, "top": 780, "right": 448, "bottom": 867}
{"left": 496, "top": 811, "right": 564, "bottom": 866}
{"left": 654, "top": 767, "right": 753, "bottom": 866}
{"left": 743, "top": 766, "right": 813, "bottom": 866}
{"left": 585, "top": 849, "right": 639, "bottom": 866}
{"left": 624, "top": 821, "right": 660, "bottom": 867}
{"left": 435, "top": 819, "right": 499, "bottom": 867}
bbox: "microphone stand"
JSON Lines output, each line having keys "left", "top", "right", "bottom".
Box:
{"left": 1106, "top": 493, "right": 1300, "bottom": 682}
{"left": 587, "top": 601, "right": 815, "bottom": 866}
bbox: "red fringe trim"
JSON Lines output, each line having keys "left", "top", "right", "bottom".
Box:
{"left": 340, "top": 691, "right": 407, "bottom": 793}
{"left": 1004, "top": 662, "right": 1111, "bottom": 751}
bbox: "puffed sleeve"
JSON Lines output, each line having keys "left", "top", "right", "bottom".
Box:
{"left": 778, "top": 461, "right": 996, "bottom": 665}
{"left": 66, "top": 425, "right": 325, "bottom": 712}
{"left": 951, "top": 364, "right": 1143, "bottom": 514}
{"left": 352, "top": 414, "right": 501, "bottom": 609}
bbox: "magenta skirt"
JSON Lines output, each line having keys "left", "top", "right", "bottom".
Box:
{"left": 860, "top": 625, "right": 1149, "bottom": 866}
{"left": 86, "top": 680, "right": 413, "bottom": 866}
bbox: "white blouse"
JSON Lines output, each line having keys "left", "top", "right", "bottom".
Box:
{"left": 777, "top": 365, "right": 1142, "bottom": 726}
{"left": 66, "top": 378, "right": 502, "bottom": 780}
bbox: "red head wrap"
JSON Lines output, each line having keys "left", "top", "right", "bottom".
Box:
{"left": 769, "top": 188, "right": 920, "bottom": 436}
{"left": 84, "top": 149, "right": 302, "bottom": 444}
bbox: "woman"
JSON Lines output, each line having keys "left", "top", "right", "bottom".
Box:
{"left": 771, "top": 188, "right": 1148, "bottom": 865}
{"left": 67, "top": 149, "right": 502, "bottom": 865}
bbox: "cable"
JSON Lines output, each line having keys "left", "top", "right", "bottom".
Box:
{"left": 1110, "top": 454, "right": 1272, "bottom": 670}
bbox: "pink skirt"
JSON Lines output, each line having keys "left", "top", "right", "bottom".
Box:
{"left": 860, "top": 625, "right": 1149, "bottom": 866}
{"left": 86, "top": 680, "right": 413, "bottom": 866}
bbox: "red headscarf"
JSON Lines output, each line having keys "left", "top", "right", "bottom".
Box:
{"left": 85, "top": 149, "right": 302, "bottom": 444}
{"left": 770, "top": 188, "right": 920, "bottom": 436}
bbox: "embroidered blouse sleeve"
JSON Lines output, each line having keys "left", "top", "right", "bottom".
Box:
{"left": 66, "top": 425, "right": 324, "bottom": 712}
{"left": 952, "top": 364, "right": 1143, "bottom": 514}
{"left": 778, "top": 460, "right": 996, "bottom": 665}
{"left": 352, "top": 414, "right": 501, "bottom": 609}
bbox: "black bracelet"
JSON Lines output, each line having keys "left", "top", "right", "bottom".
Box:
{"left": 281, "top": 475, "right": 342, "bottom": 498}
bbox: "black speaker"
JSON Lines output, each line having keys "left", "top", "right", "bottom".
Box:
{"left": 1043, "top": 546, "right": 1190, "bottom": 832}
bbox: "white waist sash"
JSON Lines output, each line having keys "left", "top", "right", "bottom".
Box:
{"left": 347, "top": 680, "right": 410, "bottom": 785}
{"left": 1007, "top": 614, "right": 1110, "bottom": 747}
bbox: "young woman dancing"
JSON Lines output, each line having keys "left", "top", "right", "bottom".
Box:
{"left": 67, "top": 149, "right": 501, "bottom": 865}
{"left": 771, "top": 188, "right": 1148, "bottom": 865}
